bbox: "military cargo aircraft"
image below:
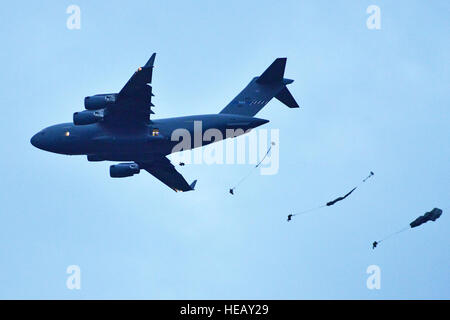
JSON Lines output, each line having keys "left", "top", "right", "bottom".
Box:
{"left": 31, "top": 54, "right": 299, "bottom": 192}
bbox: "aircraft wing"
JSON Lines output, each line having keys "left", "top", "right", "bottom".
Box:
{"left": 105, "top": 53, "right": 156, "bottom": 124}
{"left": 138, "top": 157, "right": 197, "bottom": 192}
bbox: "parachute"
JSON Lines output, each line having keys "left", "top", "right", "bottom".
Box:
{"left": 288, "top": 172, "right": 374, "bottom": 221}
{"left": 373, "top": 208, "right": 443, "bottom": 249}
{"left": 410, "top": 208, "right": 442, "bottom": 228}
{"left": 326, "top": 187, "right": 357, "bottom": 206}
{"left": 363, "top": 171, "right": 374, "bottom": 182}
{"left": 229, "top": 142, "right": 276, "bottom": 195}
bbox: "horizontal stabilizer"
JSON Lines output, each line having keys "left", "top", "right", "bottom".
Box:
{"left": 190, "top": 180, "right": 197, "bottom": 190}
{"left": 275, "top": 86, "right": 299, "bottom": 108}
{"left": 256, "top": 58, "right": 286, "bottom": 84}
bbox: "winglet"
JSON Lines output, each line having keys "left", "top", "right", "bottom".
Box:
{"left": 144, "top": 53, "right": 156, "bottom": 68}
{"left": 189, "top": 180, "right": 197, "bottom": 190}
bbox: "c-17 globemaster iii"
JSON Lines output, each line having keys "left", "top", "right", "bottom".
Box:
{"left": 31, "top": 53, "right": 299, "bottom": 192}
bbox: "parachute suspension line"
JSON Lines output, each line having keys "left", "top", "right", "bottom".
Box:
{"left": 230, "top": 170, "right": 255, "bottom": 193}
{"left": 353, "top": 171, "right": 374, "bottom": 189}
{"left": 292, "top": 205, "right": 327, "bottom": 217}
{"left": 288, "top": 171, "right": 374, "bottom": 221}
{"left": 377, "top": 226, "right": 410, "bottom": 243}
{"left": 363, "top": 171, "right": 374, "bottom": 183}
{"left": 229, "top": 142, "right": 275, "bottom": 195}
{"left": 255, "top": 142, "right": 275, "bottom": 168}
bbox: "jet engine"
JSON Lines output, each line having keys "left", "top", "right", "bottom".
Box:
{"left": 73, "top": 110, "right": 104, "bottom": 125}
{"left": 84, "top": 93, "right": 117, "bottom": 110}
{"left": 110, "top": 163, "right": 140, "bottom": 178}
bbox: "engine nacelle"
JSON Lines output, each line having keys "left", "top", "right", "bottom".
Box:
{"left": 84, "top": 93, "right": 117, "bottom": 110}
{"left": 73, "top": 110, "right": 104, "bottom": 125}
{"left": 110, "top": 163, "right": 140, "bottom": 178}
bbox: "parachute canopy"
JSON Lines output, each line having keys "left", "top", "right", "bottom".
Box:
{"left": 410, "top": 208, "right": 443, "bottom": 228}
{"left": 373, "top": 207, "right": 444, "bottom": 249}
{"left": 326, "top": 187, "right": 356, "bottom": 206}
{"left": 289, "top": 171, "right": 375, "bottom": 220}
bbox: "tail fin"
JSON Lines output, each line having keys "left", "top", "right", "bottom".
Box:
{"left": 219, "top": 58, "right": 299, "bottom": 116}
{"left": 257, "top": 58, "right": 287, "bottom": 84}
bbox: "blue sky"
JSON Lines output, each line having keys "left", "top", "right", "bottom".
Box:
{"left": 0, "top": 0, "right": 448, "bottom": 299}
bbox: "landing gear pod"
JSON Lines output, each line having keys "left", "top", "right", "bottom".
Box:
{"left": 110, "top": 163, "right": 140, "bottom": 178}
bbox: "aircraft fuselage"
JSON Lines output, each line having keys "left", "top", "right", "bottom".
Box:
{"left": 31, "top": 114, "right": 268, "bottom": 161}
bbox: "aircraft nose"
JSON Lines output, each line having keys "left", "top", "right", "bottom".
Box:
{"left": 30, "top": 133, "right": 39, "bottom": 148}
{"left": 30, "top": 131, "right": 46, "bottom": 150}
